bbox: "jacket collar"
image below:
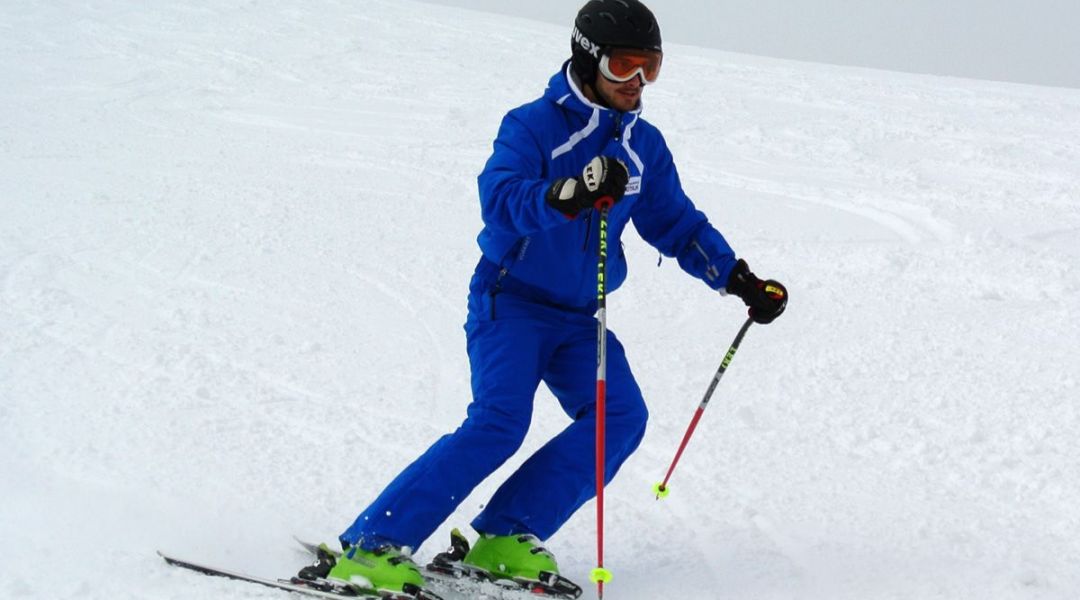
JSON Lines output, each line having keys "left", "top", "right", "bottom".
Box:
{"left": 544, "top": 60, "right": 644, "bottom": 117}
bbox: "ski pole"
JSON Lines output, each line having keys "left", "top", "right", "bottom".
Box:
{"left": 654, "top": 316, "right": 754, "bottom": 500}
{"left": 590, "top": 201, "right": 614, "bottom": 598}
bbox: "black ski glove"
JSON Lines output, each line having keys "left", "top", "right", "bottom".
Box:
{"left": 726, "top": 259, "right": 788, "bottom": 324}
{"left": 545, "top": 156, "right": 629, "bottom": 218}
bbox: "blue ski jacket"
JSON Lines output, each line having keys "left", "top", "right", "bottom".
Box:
{"left": 473, "top": 62, "right": 737, "bottom": 314}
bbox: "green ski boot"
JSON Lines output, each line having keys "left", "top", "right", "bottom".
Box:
{"left": 462, "top": 533, "right": 560, "bottom": 581}
{"left": 427, "top": 530, "right": 582, "bottom": 598}
{"left": 326, "top": 544, "right": 428, "bottom": 596}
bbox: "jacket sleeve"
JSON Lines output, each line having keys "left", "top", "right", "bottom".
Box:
{"left": 632, "top": 134, "right": 738, "bottom": 293}
{"left": 476, "top": 112, "right": 566, "bottom": 236}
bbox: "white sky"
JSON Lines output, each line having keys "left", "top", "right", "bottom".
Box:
{"left": 420, "top": 0, "right": 1080, "bottom": 88}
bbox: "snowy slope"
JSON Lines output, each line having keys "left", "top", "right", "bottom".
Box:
{"left": 2, "top": 1, "right": 1079, "bottom": 599}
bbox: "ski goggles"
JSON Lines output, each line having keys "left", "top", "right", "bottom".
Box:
{"left": 598, "top": 48, "right": 663, "bottom": 84}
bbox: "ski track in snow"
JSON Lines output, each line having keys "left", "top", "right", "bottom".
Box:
{"left": 2, "top": 1, "right": 1080, "bottom": 599}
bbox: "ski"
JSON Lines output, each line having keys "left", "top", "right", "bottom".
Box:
{"left": 295, "top": 533, "right": 582, "bottom": 600}
{"left": 157, "top": 550, "right": 433, "bottom": 600}
{"left": 426, "top": 560, "right": 582, "bottom": 600}
{"left": 291, "top": 539, "right": 505, "bottom": 600}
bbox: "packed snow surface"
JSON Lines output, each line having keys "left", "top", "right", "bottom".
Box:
{"left": 2, "top": 1, "right": 1079, "bottom": 599}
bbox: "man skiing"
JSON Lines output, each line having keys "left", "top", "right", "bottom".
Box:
{"left": 318, "top": 0, "right": 787, "bottom": 596}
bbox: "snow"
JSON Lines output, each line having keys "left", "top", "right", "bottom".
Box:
{"left": 2, "top": 1, "right": 1079, "bottom": 599}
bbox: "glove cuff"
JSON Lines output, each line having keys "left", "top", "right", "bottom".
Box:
{"left": 545, "top": 177, "right": 585, "bottom": 218}
{"left": 725, "top": 259, "right": 759, "bottom": 297}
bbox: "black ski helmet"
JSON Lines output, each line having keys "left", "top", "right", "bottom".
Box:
{"left": 570, "top": 0, "right": 662, "bottom": 84}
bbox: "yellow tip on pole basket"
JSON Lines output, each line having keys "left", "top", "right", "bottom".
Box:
{"left": 653, "top": 482, "right": 671, "bottom": 499}
{"left": 590, "top": 567, "right": 613, "bottom": 584}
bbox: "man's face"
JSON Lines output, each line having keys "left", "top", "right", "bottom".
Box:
{"left": 593, "top": 70, "right": 644, "bottom": 112}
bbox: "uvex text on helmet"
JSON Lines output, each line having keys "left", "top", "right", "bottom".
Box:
{"left": 570, "top": 0, "right": 662, "bottom": 84}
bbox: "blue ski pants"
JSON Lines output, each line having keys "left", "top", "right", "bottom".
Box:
{"left": 340, "top": 277, "right": 648, "bottom": 552}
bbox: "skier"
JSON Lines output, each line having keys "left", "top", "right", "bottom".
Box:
{"left": 319, "top": 0, "right": 787, "bottom": 595}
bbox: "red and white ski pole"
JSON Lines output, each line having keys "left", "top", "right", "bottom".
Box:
{"left": 654, "top": 316, "right": 754, "bottom": 500}
{"left": 590, "top": 201, "right": 614, "bottom": 598}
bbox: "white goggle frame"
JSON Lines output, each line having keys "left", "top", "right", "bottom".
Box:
{"left": 598, "top": 52, "right": 660, "bottom": 84}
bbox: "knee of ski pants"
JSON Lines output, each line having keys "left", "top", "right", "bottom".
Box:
{"left": 581, "top": 376, "right": 648, "bottom": 459}
{"left": 611, "top": 395, "right": 649, "bottom": 456}
{"left": 458, "top": 400, "right": 533, "bottom": 465}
